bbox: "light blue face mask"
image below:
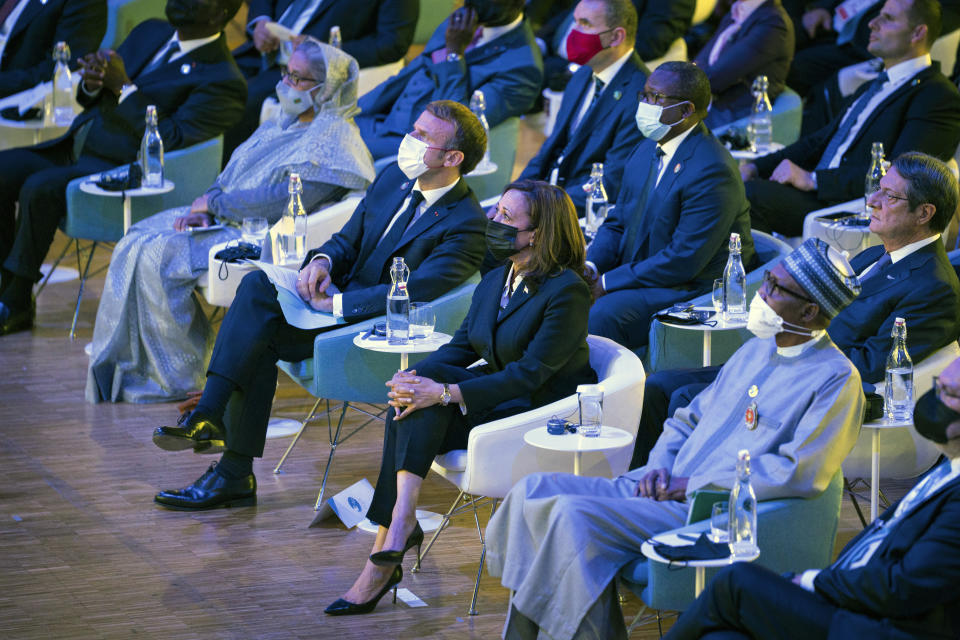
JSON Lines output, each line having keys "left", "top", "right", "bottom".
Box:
{"left": 275, "top": 80, "right": 321, "bottom": 116}
{"left": 634, "top": 100, "right": 690, "bottom": 141}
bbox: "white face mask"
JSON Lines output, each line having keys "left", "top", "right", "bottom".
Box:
{"left": 634, "top": 100, "right": 689, "bottom": 141}
{"left": 746, "top": 292, "right": 814, "bottom": 340}
{"left": 397, "top": 133, "right": 433, "bottom": 179}
{"left": 275, "top": 80, "right": 319, "bottom": 116}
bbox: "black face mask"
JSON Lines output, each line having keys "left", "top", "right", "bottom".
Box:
{"left": 464, "top": 0, "right": 516, "bottom": 26}
{"left": 486, "top": 219, "right": 531, "bottom": 262}
{"left": 914, "top": 389, "right": 960, "bottom": 444}
{"left": 166, "top": 0, "right": 216, "bottom": 30}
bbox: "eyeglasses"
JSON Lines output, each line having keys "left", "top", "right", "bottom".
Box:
{"left": 869, "top": 187, "right": 910, "bottom": 206}
{"left": 762, "top": 270, "right": 815, "bottom": 304}
{"left": 639, "top": 90, "right": 685, "bottom": 105}
{"left": 280, "top": 68, "right": 319, "bottom": 87}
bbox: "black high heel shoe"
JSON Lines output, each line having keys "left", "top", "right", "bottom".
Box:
{"left": 324, "top": 565, "right": 403, "bottom": 616}
{"left": 369, "top": 522, "right": 424, "bottom": 566}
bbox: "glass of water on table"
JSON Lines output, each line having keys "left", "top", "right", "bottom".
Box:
{"left": 242, "top": 217, "right": 268, "bottom": 248}
{"left": 409, "top": 302, "right": 436, "bottom": 339}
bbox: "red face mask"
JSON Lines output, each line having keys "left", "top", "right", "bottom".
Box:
{"left": 565, "top": 27, "right": 610, "bottom": 65}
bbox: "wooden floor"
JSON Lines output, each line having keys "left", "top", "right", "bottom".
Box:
{"left": 0, "top": 115, "right": 920, "bottom": 639}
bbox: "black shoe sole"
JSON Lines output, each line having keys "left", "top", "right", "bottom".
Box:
{"left": 153, "top": 494, "right": 256, "bottom": 511}
{"left": 153, "top": 432, "right": 225, "bottom": 454}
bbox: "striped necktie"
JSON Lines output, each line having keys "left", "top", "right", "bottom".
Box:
{"left": 816, "top": 72, "right": 888, "bottom": 171}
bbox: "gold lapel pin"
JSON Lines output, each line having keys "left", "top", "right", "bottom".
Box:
{"left": 673, "top": 163, "right": 681, "bottom": 173}
{"left": 748, "top": 384, "right": 759, "bottom": 398}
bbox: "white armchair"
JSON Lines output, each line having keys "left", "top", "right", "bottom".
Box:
{"left": 200, "top": 193, "right": 363, "bottom": 308}
{"left": 415, "top": 335, "right": 646, "bottom": 614}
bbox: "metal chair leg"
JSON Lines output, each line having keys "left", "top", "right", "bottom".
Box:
{"left": 35, "top": 240, "right": 72, "bottom": 296}
{"left": 273, "top": 396, "right": 324, "bottom": 474}
{"left": 844, "top": 477, "right": 868, "bottom": 528}
{"left": 70, "top": 241, "right": 97, "bottom": 340}
{"left": 468, "top": 497, "right": 487, "bottom": 616}
{"left": 314, "top": 401, "right": 350, "bottom": 510}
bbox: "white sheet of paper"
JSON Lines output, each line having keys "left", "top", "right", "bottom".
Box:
{"left": 311, "top": 478, "right": 375, "bottom": 528}
{"left": 251, "top": 260, "right": 340, "bottom": 330}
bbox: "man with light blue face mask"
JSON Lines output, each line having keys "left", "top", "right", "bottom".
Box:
{"left": 584, "top": 61, "right": 755, "bottom": 352}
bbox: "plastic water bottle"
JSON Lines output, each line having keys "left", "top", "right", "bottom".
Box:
{"left": 863, "top": 142, "right": 886, "bottom": 219}
{"left": 277, "top": 173, "right": 307, "bottom": 264}
{"left": 722, "top": 232, "right": 747, "bottom": 323}
{"left": 387, "top": 256, "right": 410, "bottom": 345}
{"left": 329, "top": 25, "right": 342, "bottom": 49}
{"left": 885, "top": 317, "right": 914, "bottom": 422}
{"left": 468, "top": 90, "right": 497, "bottom": 175}
{"left": 585, "top": 163, "right": 608, "bottom": 237}
{"left": 748, "top": 75, "right": 773, "bottom": 155}
{"left": 139, "top": 105, "right": 164, "bottom": 188}
{"left": 728, "top": 449, "right": 758, "bottom": 557}
{"left": 51, "top": 42, "right": 74, "bottom": 126}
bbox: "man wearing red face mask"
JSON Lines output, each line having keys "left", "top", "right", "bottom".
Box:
{"left": 519, "top": 0, "right": 648, "bottom": 215}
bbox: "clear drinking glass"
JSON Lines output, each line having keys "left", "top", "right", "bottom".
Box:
{"left": 242, "top": 217, "right": 268, "bottom": 247}
{"left": 711, "top": 502, "right": 729, "bottom": 543}
{"left": 577, "top": 384, "right": 604, "bottom": 437}
{"left": 712, "top": 279, "right": 724, "bottom": 316}
{"left": 409, "top": 302, "right": 436, "bottom": 339}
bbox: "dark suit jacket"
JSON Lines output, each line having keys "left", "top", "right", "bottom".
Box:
{"left": 63, "top": 20, "right": 247, "bottom": 166}
{"left": 0, "top": 0, "right": 106, "bottom": 98}
{"left": 414, "top": 265, "right": 596, "bottom": 419}
{"left": 814, "top": 467, "right": 960, "bottom": 639}
{"left": 519, "top": 53, "right": 648, "bottom": 212}
{"left": 693, "top": 0, "right": 794, "bottom": 121}
{"left": 239, "top": 0, "right": 416, "bottom": 68}
{"left": 633, "top": 0, "right": 694, "bottom": 62}
{"left": 827, "top": 241, "right": 960, "bottom": 384}
{"left": 304, "top": 164, "right": 487, "bottom": 321}
{"left": 587, "top": 122, "right": 755, "bottom": 292}
{"left": 358, "top": 18, "right": 543, "bottom": 131}
{"left": 755, "top": 64, "right": 960, "bottom": 204}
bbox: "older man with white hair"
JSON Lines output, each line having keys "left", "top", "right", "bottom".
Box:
{"left": 486, "top": 238, "right": 866, "bottom": 640}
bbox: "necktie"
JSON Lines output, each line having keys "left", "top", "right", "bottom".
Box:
{"left": 363, "top": 191, "right": 425, "bottom": 279}
{"left": 142, "top": 40, "right": 180, "bottom": 76}
{"left": 860, "top": 252, "right": 891, "bottom": 281}
{"left": 834, "top": 460, "right": 953, "bottom": 570}
{"left": 0, "top": 0, "right": 21, "bottom": 27}
{"left": 623, "top": 147, "right": 665, "bottom": 259}
{"left": 278, "top": 0, "right": 317, "bottom": 28}
{"left": 589, "top": 75, "right": 606, "bottom": 109}
{"left": 816, "top": 71, "right": 888, "bottom": 170}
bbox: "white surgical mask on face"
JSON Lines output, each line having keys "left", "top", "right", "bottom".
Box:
{"left": 397, "top": 133, "right": 432, "bottom": 179}
{"left": 275, "top": 80, "right": 319, "bottom": 116}
{"left": 746, "top": 292, "right": 815, "bottom": 340}
{"left": 634, "top": 100, "right": 689, "bottom": 141}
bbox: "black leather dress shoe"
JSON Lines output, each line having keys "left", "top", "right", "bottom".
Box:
{"left": 152, "top": 411, "right": 226, "bottom": 454}
{"left": 154, "top": 463, "right": 256, "bottom": 510}
{"left": 0, "top": 300, "right": 34, "bottom": 336}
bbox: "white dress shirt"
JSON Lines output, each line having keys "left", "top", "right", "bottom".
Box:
{"left": 856, "top": 234, "right": 940, "bottom": 280}
{"left": 824, "top": 54, "right": 931, "bottom": 169}
{"left": 474, "top": 14, "right": 523, "bottom": 49}
{"left": 326, "top": 177, "right": 461, "bottom": 318}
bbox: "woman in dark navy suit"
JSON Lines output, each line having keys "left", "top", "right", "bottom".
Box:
{"left": 325, "top": 180, "right": 597, "bottom": 615}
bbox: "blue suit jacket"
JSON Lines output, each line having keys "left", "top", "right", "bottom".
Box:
{"left": 692, "top": 0, "right": 794, "bottom": 121}
{"left": 519, "top": 53, "right": 648, "bottom": 212}
{"left": 414, "top": 265, "right": 596, "bottom": 420}
{"left": 240, "top": 0, "right": 417, "bottom": 68}
{"left": 815, "top": 467, "right": 960, "bottom": 639}
{"left": 304, "top": 164, "right": 487, "bottom": 321}
{"left": 827, "top": 241, "right": 960, "bottom": 384}
{"left": 66, "top": 20, "right": 247, "bottom": 166}
{"left": 358, "top": 18, "right": 543, "bottom": 133}
{"left": 587, "top": 122, "right": 755, "bottom": 292}
{"left": 0, "top": 0, "right": 106, "bottom": 98}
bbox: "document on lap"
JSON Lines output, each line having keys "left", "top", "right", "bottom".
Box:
{"left": 252, "top": 260, "right": 340, "bottom": 330}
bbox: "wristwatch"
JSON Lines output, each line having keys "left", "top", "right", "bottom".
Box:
{"left": 446, "top": 51, "right": 462, "bottom": 62}
{"left": 440, "top": 383, "right": 452, "bottom": 406}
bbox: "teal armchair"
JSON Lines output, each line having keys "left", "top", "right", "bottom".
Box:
{"left": 620, "top": 469, "right": 844, "bottom": 626}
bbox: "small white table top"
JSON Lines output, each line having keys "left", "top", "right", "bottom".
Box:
{"left": 641, "top": 533, "right": 760, "bottom": 568}
{"left": 79, "top": 178, "right": 175, "bottom": 198}
{"left": 729, "top": 143, "right": 785, "bottom": 161}
{"left": 657, "top": 306, "right": 748, "bottom": 332}
{"left": 353, "top": 331, "right": 452, "bottom": 354}
{"left": 863, "top": 417, "right": 913, "bottom": 430}
{"left": 523, "top": 425, "right": 634, "bottom": 453}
